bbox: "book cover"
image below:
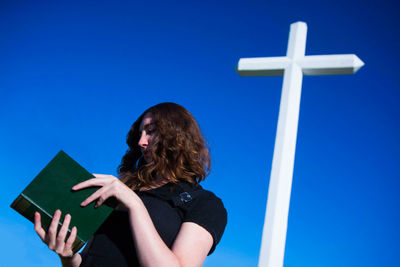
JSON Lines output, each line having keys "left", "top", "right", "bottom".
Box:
{"left": 10, "top": 150, "right": 114, "bottom": 252}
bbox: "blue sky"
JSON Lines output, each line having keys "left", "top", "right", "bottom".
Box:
{"left": 1, "top": 0, "right": 399, "bottom": 266}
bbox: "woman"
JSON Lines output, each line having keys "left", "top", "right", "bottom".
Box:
{"left": 34, "top": 102, "right": 227, "bottom": 267}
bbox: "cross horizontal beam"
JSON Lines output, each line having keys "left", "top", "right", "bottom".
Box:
{"left": 237, "top": 54, "right": 364, "bottom": 76}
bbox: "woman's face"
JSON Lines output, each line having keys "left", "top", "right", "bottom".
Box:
{"left": 138, "top": 113, "right": 156, "bottom": 163}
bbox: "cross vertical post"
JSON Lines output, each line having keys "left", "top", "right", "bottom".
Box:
{"left": 236, "top": 21, "right": 364, "bottom": 267}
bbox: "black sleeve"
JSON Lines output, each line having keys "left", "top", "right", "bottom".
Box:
{"left": 182, "top": 190, "right": 227, "bottom": 255}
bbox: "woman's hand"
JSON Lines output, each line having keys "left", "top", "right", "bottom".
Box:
{"left": 72, "top": 174, "right": 139, "bottom": 210}
{"left": 34, "top": 210, "right": 77, "bottom": 258}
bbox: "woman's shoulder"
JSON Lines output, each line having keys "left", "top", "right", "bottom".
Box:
{"left": 176, "top": 182, "right": 226, "bottom": 208}
{"left": 176, "top": 181, "right": 227, "bottom": 225}
{"left": 145, "top": 180, "right": 227, "bottom": 218}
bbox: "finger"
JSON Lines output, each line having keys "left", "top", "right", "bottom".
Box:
{"left": 55, "top": 214, "right": 71, "bottom": 252}
{"left": 95, "top": 187, "right": 115, "bottom": 208}
{"left": 80, "top": 185, "right": 109, "bottom": 207}
{"left": 34, "top": 212, "right": 46, "bottom": 241}
{"left": 72, "top": 177, "right": 108, "bottom": 191}
{"left": 65, "top": 226, "right": 77, "bottom": 252}
{"left": 47, "top": 210, "right": 61, "bottom": 249}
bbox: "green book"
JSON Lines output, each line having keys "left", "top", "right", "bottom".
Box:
{"left": 10, "top": 150, "right": 114, "bottom": 252}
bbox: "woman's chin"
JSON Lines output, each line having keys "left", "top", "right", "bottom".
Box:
{"left": 143, "top": 155, "right": 152, "bottom": 163}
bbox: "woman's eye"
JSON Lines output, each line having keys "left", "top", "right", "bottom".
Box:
{"left": 144, "top": 124, "right": 156, "bottom": 135}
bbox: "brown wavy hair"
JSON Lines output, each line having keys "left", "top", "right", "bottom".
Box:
{"left": 118, "top": 102, "right": 211, "bottom": 190}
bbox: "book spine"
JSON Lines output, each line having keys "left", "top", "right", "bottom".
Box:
{"left": 10, "top": 194, "right": 85, "bottom": 253}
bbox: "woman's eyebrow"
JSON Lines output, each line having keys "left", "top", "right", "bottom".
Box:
{"left": 139, "top": 122, "right": 154, "bottom": 132}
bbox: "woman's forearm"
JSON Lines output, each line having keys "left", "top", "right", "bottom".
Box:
{"left": 127, "top": 199, "right": 181, "bottom": 267}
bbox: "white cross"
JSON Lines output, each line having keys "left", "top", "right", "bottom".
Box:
{"left": 236, "top": 21, "right": 364, "bottom": 267}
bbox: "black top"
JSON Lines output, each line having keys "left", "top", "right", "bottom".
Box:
{"left": 80, "top": 182, "right": 227, "bottom": 267}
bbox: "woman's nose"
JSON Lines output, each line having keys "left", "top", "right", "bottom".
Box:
{"left": 138, "top": 134, "right": 148, "bottom": 147}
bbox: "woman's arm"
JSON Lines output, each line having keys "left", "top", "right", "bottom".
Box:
{"left": 34, "top": 211, "right": 82, "bottom": 267}
{"left": 171, "top": 222, "right": 214, "bottom": 266}
{"left": 127, "top": 197, "right": 213, "bottom": 267}
{"left": 75, "top": 174, "right": 213, "bottom": 267}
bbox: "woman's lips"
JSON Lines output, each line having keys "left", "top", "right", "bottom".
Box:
{"left": 142, "top": 150, "right": 151, "bottom": 159}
